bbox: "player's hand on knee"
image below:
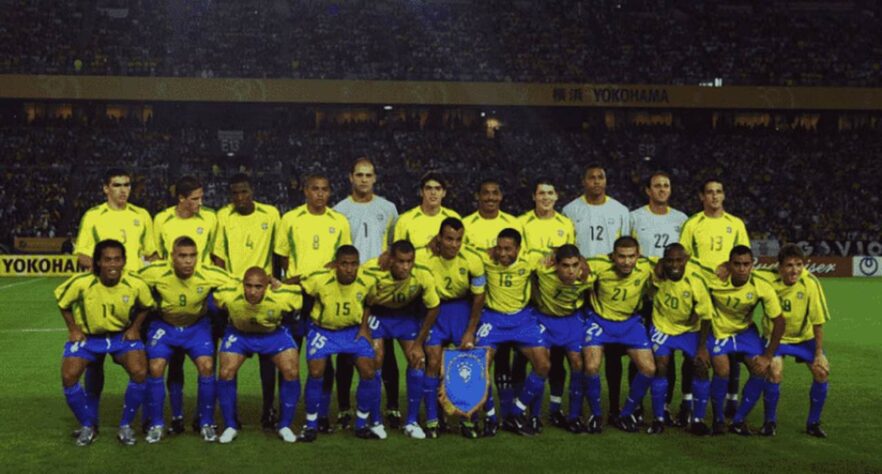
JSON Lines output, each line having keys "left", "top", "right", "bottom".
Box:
{"left": 812, "top": 354, "right": 830, "bottom": 376}
{"left": 460, "top": 332, "right": 476, "bottom": 350}
{"left": 753, "top": 354, "right": 772, "bottom": 376}
{"left": 123, "top": 327, "right": 140, "bottom": 341}
{"left": 694, "top": 348, "right": 710, "bottom": 370}
{"left": 407, "top": 346, "right": 426, "bottom": 368}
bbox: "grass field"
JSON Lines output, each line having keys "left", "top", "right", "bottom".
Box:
{"left": 1, "top": 276, "right": 881, "bottom": 473}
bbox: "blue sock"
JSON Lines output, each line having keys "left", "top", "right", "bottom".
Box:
{"left": 692, "top": 378, "right": 710, "bottom": 422}
{"left": 424, "top": 375, "right": 440, "bottom": 424}
{"left": 356, "top": 377, "right": 378, "bottom": 430}
{"left": 568, "top": 372, "right": 585, "bottom": 421}
{"left": 621, "top": 373, "right": 653, "bottom": 417}
{"left": 217, "top": 379, "right": 238, "bottom": 429}
{"left": 513, "top": 372, "right": 546, "bottom": 417}
{"left": 147, "top": 376, "right": 165, "bottom": 427}
{"left": 197, "top": 376, "right": 216, "bottom": 428}
{"left": 530, "top": 383, "right": 544, "bottom": 418}
{"left": 483, "top": 388, "right": 497, "bottom": 423}
{"left": 763, "top": 381, "right": 780, "bottom": 423}
{"left": 711, "top": 375, "right": 728, "bottom": 423}
{"left": 84, "top": 364, "right": 104, "bottom": 424}
{"left": 319, "top": 388, "right": 331, "bottom": 419}
{"left": 63, "top": 384, "right": 94, "bottom": 427}
{"left": 808, "top": 381, "right": 827, "bottom": 425}
{"left": 405, "top": 368, "right": 424, "bottom": 425}
{"left": 167, "top": 379, "right": 184, "bottom": 419}
{"left": 305, "top": 377, "right": 323, "bottom": 430}
{"left": 278, "top": 379, "right": 301, "bottom": 430}
{"left": 586, "top": 374, "right": 602, "bottom": 417}
{"left": 733, "top": 376, "right": 764, "bottom": 423}
{"left": 120, "top": 380, "right": 146, "bottom": 427}
{"left": 651, "top": 376, "right": 668, "bottom": 421}
{"left": 371, "top": 371, "right": 383, "bottom": 425}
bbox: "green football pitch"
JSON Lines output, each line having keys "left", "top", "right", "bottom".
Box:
{"left": 1, "top": 277, "right": 880, "bottom": 473}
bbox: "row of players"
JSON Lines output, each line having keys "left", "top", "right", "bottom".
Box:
{"left": 60, "top": 160, "right": 829, "bottom": 445}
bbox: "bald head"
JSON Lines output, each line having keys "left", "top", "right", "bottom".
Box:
{"left": 243, "top": 267, "right": 269, "bottom": 304}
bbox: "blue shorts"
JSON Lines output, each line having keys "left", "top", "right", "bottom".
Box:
{"left": 649, "top": 325, "right": 700, "bottom": 358}
{"left": 475, "top": 308, "right": 544, "bottom": 350}
{"left": 305, "top": 322, "right": 375, "bottom": 361}
{"left": 427, "top": 299, "right": 471, "bottom": 347}
{"left": 708, "top": 325, "right": 763, "bottom": 357}
{"left": 369, "top": 308, "right": 421, "bottom": 341}
{"left": 63, "top": 332, "right": 145, "bottom": 362}
{"left": 773, "top": 338, "right": 821, "bottom": 363}
{"left": 537, "top": 312, "right": 585, "bottom": 353}
{"left": 219, "top": 326, "right": 298, "bottom": 357}
{"left": 583, "top": 312, "right": 651, "bottom": 349}
{"left": 146, "top": 317, "right": 215, "bottom": 361}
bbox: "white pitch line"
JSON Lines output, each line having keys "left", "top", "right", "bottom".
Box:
{"left": 0, "top": 277, "right": 46, "bottom": 291}
{"left": 0, "top": 328, "right": 67, "bottom": 333}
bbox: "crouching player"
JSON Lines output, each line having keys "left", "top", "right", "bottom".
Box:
{"left": 531, "top": 244, "right": 593, "bottom": 433}
{"left": 299, "top": 245, "right": 381, "bottom": 441}
{"left": 646, "top": 243, "right": 713, "bottom": 434}
{"left": 56, "top": 239, "right": 154, "bottom": 446}
{"left": 138, "top": 236, "right": 235, "bottom": 443}
{"left": 214, "top": 267, "right": 303, "bottom": 443}
{"left": 755, "top": 244, "right": 831, "bottom": 437}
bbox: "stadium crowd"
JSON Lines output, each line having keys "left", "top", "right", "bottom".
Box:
{"left": 2, "top": 121, "right": 879, "bottom": 248}
{"left": 1, "top": 0, "right": 879, "bottom": 86}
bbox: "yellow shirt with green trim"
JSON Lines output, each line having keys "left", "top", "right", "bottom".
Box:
{"left": 213, "top": 283, "right": 302, "bottom": 333}
{"left": 153, "top": 206, "right": 218, "bottom": 263}
{"left": 138, "top": 262, "right": 236, "bottom": 326}
{"left": 275, "top": 205, "right": 352, "bottom": 278}
{"left": 393, "top": 206, "right": 462, "bottom": 249}
{"left": 75, "top": 202, "right": 157, "bottom": 273}
{"left": 463, "top": 211, "right": 523, "bottom": 252}
{"left": 213, "top": 202, "right": 280, "bottom": 277}
{"left": 300, "top": 269, "right": 374, "bottom": 330}
{"left": 701, "top": 270, "right": 782, "bottom": 340}
{"left": 757, "top": 268, "right": 830, "bottom": 344}
{"left": 679, "top": 211, "right": 750, "bottom": 268}
{"left": 586, "top": 255, "right": 655, "bottom": 322}
{"left": 482, "top": 249, "right": 544, "bottom": 314}
{"left": 55, "top": 271, "right": 155, "bottom": 335}
{"left": 533, "top": 264, "right": 593, "bottom": 317}
{"left": 362, "top": 258, "right": 441, "bottom": 310}
{"left": 651, "top": 264, "right": 713, "bottom": 335}
{"left": 517, "top": 210, "right": 576, "bottom": 255}
{"left": 415, "top": 247, "right": 486, "bottom": 301}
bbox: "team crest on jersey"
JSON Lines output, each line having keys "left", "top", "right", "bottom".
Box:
{"left": 459, "top": 268, "right": 467, "bottom": 275}
{"left": 329, "top": 227, "right": 336, "bottom": 234}
{"left": 726, "top": 226, "right": 732, "bottom": 234}
{"left": 356, "top": 292, "right": 364, "bottom": 301}
{"left": 267, "top": 310, "right": 275, "bottom": 318}
{"left": 557, "top": 229, "right": 564, "bottom": 237}
{"left": 683, "top": 291, "right": 691, "bottom": 298}
{"left": 261, "top": 223, "right": 268, "bottom": 230}
{"left": 196, "top": 227, "right": 204, "bottom": 235}
{"left": 197, "top": 287, "right": 204, "bottom": 294}
{"left": 607, "top": 218, "right": 615, "bottom": 225}
{"left": 376, "top": 213, "right": 385, "bottom": 222}
{"left": 797, "top": 292, "right": 805, "bottom": 300}
{"left": 675, "top": 226, "right": 681, "bottom": 232}
{"left": 133, "top": 219, "right": 141, "bottom": 227}
{"left": 518, "top": 269, "right": 526, "bottom": 276}
{"left": 634, "top": 280, "right": 641, "bottom": 287}
{"left": 746, "top": 292, "right": 754, "bottom": 301}
{"left": 122, "top": 295, "right": 130, "bottom": 304}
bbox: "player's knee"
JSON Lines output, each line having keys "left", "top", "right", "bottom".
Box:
{"left": 196, "top": 358, "right": 214, "bottom": 377}
{"left": 218, "top": 366, "right": 237, "bottom": 381}
{"left": 638, "top": 359, "right": 656, "bottom": 377}
{"left": 654, "top": 359, "right": 668, "bottom": 378}
{"left": 308, "top": 365, "right": 325, "bottom": 379}
{"left": 148, "top": 359, "right": 166, "bottom": 378}
{"left": 280, "top": 365, "right": 298, "bottom": 381}
{"left": 811, "top": 366, "right": 828, "bottom": 383}
{"left": 569, "top": 358, "right": 583, "bottom": 374}
{"left": 61, "top": 370, "right": 80, "bottom": 388}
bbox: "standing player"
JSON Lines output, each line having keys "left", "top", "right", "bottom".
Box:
{"left": 275, "top": 174, "right": 351, "bottom": 432}
{"left": 516, "top": 178, "right": 575, "bottom": 427}
{"left": 646, "top": 243, "right": 713, "bottom": 434}
{"left": 298, "top": 245, "right": 382, "bottom": 441}
{"left": 581, "top": 236, "right": 656, "bottom": 434}
{"left": 214, "top": 268, "right": 303, "bottom": 444}
{"left": 362, "top": 240, "right": 441, "bottom": 439}
{"left": 679, "top": 179, "right": 750, "bottom": 418}
{"left": 334, "top": 158, "right": 398, "bottom": 430}
{"left": 471, "top": 228, "right": 551, "bottom": 436}
{"left": 532, "top": 244, "right": 593, "bottom": 434}
{"left": 152, "top": 175, "right": 218, "bottom": 434}
{"left": 56, "top": 240, "right": 154, "bottom": 446}
{"left": 74, "top": 168, "right": 158, "bottom": 430}
{"left": 211, "top": 173, "right": 283, "bottom": 429}
{"left": 463, "top": 179, "right": 521, "bottom": 252}
{"left": 688, "top": 246, "right": 784, "bottom": 436}
{"left": 419, "top": 218, "right": 487, "bottom": 439}
{"left": 754, "top": 244, "right": 830, "bottom": 437}
{"left": 138, "top": 237, "right": 235, "bottom": 443}
{"left": 630, "top": 172, "right": 690, "bottom": 425}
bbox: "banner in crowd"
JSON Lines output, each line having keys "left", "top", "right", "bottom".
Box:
{"left": 13, "top": 237, "right": 68, "bottom": 254}
{"left": 439, "top": 347, "right": 491, "bottom": 417}
{"left": 852, "top": 257, "right": 882, "bottom": 277}
{"left": 0, "top": 255, "right": 86, "bottom": 277}
{"left": 796, "top": 240, "right": 882, "bottom": 257}
{"left": 3, "top": 75, "right": 882, "bottom": 110}
{"left": 754, "top": 256, "right": 852, "bottom": 277}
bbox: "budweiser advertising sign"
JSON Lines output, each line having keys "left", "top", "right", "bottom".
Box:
{"left": 754, "top": 257, "right": 851, "bottom": 278}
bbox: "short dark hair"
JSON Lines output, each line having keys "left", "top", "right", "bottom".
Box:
{"left": 729, "top": 245, "right": 753, "bottom": 260}
{"left": 93, "top": 239, "right": 126, "bottom": 276}
{"left": 613, "top": 236, "right": 640, "bottom": 252}
{"left": 645, "top": 171, "right": 671, "bottom": 189}
{"left": 777, "top": 243, "right": 805, "bottom": 264}
{"left": 390, "top": 240, "right": 416, "bottom": 257}
{"left": 173, "top": 236, "right": 197, "bottom": 251}
{"left": 175, "top": 176, "right": 202, "bottom": 199}
{"left": 700, "top": 178, "right": 723, "bottom": 194}
{"left": 583, "top": 163, "right": 605, "bottom": 179}
{"left": 532, "top": 177, "right": 556, "bottom": 194}
{"left": 350, "top": 157, "right": 375, "bottom": 174}
{"left": 439, "top": 217, "right": 464, "bottom": 235}
{"left": 420, "top": 172, "right": 447, "bottom": 190}
{"left": 103, "top": 168, "right": 130, "bottom": 186}
{"left": 555, "top": 244, "right": 581, "bottom": 261}
{"left": 663, "top": 242, "right": 686, "bottom": 258}
{"left": 229, "top": 173, "right": 251, "bottom": 188}
{"left": 478, "top": 178, "right": 502, "bottom": 193}
{"left": 497, "top": 228, "right": 522, "bottom": 247}
{"left": 336, "top": 244, "right": 360, "bottom": 261}
{"left": 303, "top": 174, "right": 329, "bottom": 190}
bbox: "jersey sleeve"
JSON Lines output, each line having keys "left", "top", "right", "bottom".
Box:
{"left": 274, "top": 214, "right": 291, "bottom": 257}
{"left": 139, "top": 209, "right": 158, "bottom": 258}
{"left": 55, "top": 275, "right": 84, "bottom": 309}
{"left": 392, "top": 212, "right": 408, "bottom": 242}
{"left": 153, "top": 211, "right": 167, "bottom": 259}
{"left": 806, "top": 275, "right": 831, "bottom": 325}
{"left": 133, "top": 278, "right": 157, "bottom": 309}
{"left": 74, "top": 211, "right": 97, "bottom": 258}
{"left": 564, "top": 217, "right": 576, "bottom": 245}
{"left": 338, "top": 214, "right": 353, "bottom": 247}
{"left": 212, "top": 213, "right": 228, "bottom": 263}
{"left": 735, "top": 218, "right": 750, "bottom": 247}
{"left": 618, "top": 207, "right": 631, "bottom": 238}
{"left": 465, "top": 250, "right": 487, "bottom": 295}
{"left": 275, "top": 285, "right": 304, "bottom": 312}
{"left": 420, "top": 272, "right": 441, "bottom": 309}
{"left": 299, "top": 271, "right": 320, "bottom": 297}
{"left": 679, "top": 218, "right": 695, "bottom": 255}
{"left": 690, "top": 273, "right": 714, "bottom": 321}
{"left": 757, "top": 279, "right": 783, "bottom": 318}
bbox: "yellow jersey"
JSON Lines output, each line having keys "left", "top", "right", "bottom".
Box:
{"left": 275, "top": 205, "right": 352, "bottom": 278}
{"left": 300, "top": 269, "right": 374, "bottom": 330}
{"left": 651, "top": 265, "right": 713, "bottom": 335}
{"left": 702, "top": 271, "right": 782, "bottom": 339}
{"left": 138, "top": 262, "right": 235, "bottom": 326}
{"left": 213, "top": 201, "right": 280, "bottom": 277}
{"left": 517, "top": 210, "right": 576, "bottom": 254}
{"left": 362, "top": 258, "right": 441, "bottom": 310}
{"left": 679, "top": 211, "right": 750, "bottom": 268}
{"left": 153, "top": 206, "right": 218, "bottom": 263}
{"left": 586, "top": 256, "right": 655, "bottom": 322}
{"left": 75, "top": 202, "right": 157, "bottom": 272}
{"left": 482, "top": 249, "right": 544, "bottom": 314}
{"left": 55, "top": 271, "right": 155, "bottom": 335}
{"left": 213, "top": 283, "right": 302, "bottom": 333}
{"left": 462, "top": 211, "right": 523, "bottom": 252}
{"left": 415, "top": 247, "right": 486, "bottom": 301}
{"left": 757, "top": 268, "right": 830, "bottom": 344}
{"left": 533, "top": 264, "right": 592, "bottom": 317}
{"left": 393, "top": 206, "right": 462, "bottom": 249}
